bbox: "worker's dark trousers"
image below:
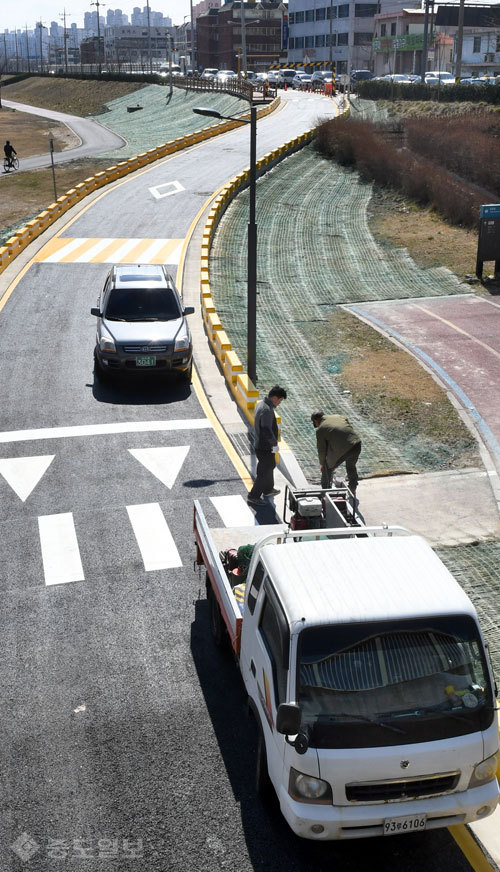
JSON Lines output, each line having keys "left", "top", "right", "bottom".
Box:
{"left": 249, "top": 450, "right": 275, "bottom": 499}
{"left": 321, "top": 442, "right": 361, "bottom": 492}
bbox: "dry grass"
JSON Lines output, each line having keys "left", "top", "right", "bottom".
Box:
{"left": 2, "top": 76, "right": 145, "bottom": 116}
{"left": 368, "top": 189, "right": 479, "bottom": 279}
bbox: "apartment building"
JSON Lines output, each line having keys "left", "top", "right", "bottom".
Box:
{"left": 288, "top": 0, "right": 414, "bottom": 74}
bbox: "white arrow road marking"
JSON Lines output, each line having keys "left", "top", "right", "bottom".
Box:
{"left": 210, "top": 495, "right": 256, "bottom": 527}
{"left": 127, "top": 503, "right": 182, "bottom": 571}
{"left": 149, "top": 180, "right": 185, "bottom": 200}
{"left": 38, "top": 512, "right": 85, "bottom": 586}
{"left": 0, "top": 455, "right": 55, "bottom": 501}
{"left": 128, "top": 446, "right": 190, "bottom": 490}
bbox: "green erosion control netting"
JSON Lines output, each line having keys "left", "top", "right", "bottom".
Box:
{"left": 210, "top": 145, "right": 472, "bottom": 483}
{"left": 92, "top": 85, "right": 248, "bottom": 159}
{"left": 436, "top": 543, "right": 500, "bottom": 678}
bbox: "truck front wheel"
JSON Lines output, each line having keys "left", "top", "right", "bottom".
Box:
{"left": 209, "top": 587, "right": 225, "bottom": 646}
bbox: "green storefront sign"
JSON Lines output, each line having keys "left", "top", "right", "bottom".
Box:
{"left": 372, "top": 33, "right": 424, "bottom": 52}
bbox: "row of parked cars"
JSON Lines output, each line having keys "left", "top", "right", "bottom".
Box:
{"left": 360, "top": 69, "right": 500, "bottom": 86}
{"left": 197, "top": 67, "right": 335, "bottom": 91}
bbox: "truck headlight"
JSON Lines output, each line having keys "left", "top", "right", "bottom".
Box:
{"left": 99, "top": 328, "right": 116, "bottom": 353}
{"left": 468, "top": 753, "right": 499, "bottom": 788}
{"left": 288, "top": 767, "right": 332, "bottom": 804}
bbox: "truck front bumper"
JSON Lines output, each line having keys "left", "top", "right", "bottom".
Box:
{"left": 279, "top": 779, "right": 499, "bottom": 840}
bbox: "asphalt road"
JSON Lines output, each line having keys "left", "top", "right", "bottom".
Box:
{"left": 0, "top": 93, "right": 474, "bottom": 871}
{"left": 1, "top": 99, "right": 126, "bottom": 169}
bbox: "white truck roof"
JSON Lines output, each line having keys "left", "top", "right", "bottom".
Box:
{"left": 260, "top": 535, "right": 477, "bottom": 627}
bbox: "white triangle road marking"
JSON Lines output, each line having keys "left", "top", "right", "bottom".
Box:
{"left": 128, "top": 446, "right": 190, "bottom": 490}
{"left": 0, "top": 454, "right": 55, "bottom": 501}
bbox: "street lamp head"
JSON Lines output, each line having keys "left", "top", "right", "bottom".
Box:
{"left": 192, "top": 107, "right": 221, "bottom": 118}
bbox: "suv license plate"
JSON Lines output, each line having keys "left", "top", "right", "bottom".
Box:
{"left": 384, "top": 814, "right": 427, "bottom": 836}
{"left": 136, "top": 356, "right": 156, "bottom": 367}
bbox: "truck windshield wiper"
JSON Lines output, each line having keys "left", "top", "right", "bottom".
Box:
{"left": 105, "top": 316, "right": 127, "bottom": 321}
{"left": 318, "top": 712, "right": 406, "bottom": 734}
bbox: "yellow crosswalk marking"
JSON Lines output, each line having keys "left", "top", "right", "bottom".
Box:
{"left": 34, "top": 238, "right": 184, "bottom": 264}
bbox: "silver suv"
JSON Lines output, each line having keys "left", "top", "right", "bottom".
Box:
{"left": 91, "top": 264, "right": 194, "bottom": 381}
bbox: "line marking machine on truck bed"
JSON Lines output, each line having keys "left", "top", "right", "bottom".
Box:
{"left": 193, "top": 485, "right": 499, "bottom": 841}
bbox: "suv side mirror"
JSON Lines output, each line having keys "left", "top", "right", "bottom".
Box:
{"left": 276, "top": 703, "right": 301, "bottom": 736}
{"left": 183, "top": 306, "right": 195, "bottom": 316}
{"left": 90, "top": 307, "right": 101, "bottom": 317}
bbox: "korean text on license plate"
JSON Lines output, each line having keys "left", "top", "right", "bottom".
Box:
{"left": 383, "top": 814, "right": 427, "bottom": 836}
{"left": 136, "top": 356, "right": 156, "bottom": 367}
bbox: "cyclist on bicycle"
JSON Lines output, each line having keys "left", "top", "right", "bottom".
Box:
{"left": 4, "top": 141, "right": 17, "bottom": 169}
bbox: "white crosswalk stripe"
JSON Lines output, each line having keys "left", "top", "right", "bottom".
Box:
{"left": 211, "top": 494, "right": 256, "bottom": 527}
{"left": 126, "top": 502, "right": 183, "bottom": 571}
{"left": 38, "top": 512, "right": 85, "bottom": 586}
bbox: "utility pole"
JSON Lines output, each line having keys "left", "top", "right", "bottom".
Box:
{"left": 146, "top": 0, "right": 152, "bottom": 73}
{"left": 25, "top": 24, "right": 31, "bottom": 73}
{"left": 455, "top": 0, "right": 465, "bottom": 80}
{"left": 240, "top": 0, "right": 248, "bottom": 76}
{"left": 14, "top": 30, "right": 19, "bottom": 73}
{"left": 190, "top": 0, "right": 196, "bottom": 73}
{"left": 329, "top": 0, "right": 333, "bottom": 69}
{"left": 38, "top": 20, "right": 45, "bottom": 73}
{"left": 90, "top": 0, "right": 105, "bottom": 74}
{"left": 59, "top": 9, "right": 71, "bottom": 74}
{"left": 420, "top": 0, "right": 429, "bottom": 80}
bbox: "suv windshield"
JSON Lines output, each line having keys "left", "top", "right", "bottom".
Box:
{"left": 105, "top": 287, "right": 182, "bottom": 321}
{"left": 297, "top": 616, "right": 494, "bottom": 748}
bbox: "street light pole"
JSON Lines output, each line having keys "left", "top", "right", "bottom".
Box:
{"left": 190, "top": 0, "right": 196, "bottom": 73}
{"left": 90, "top": 0, "right": 105, "bottom": 75}
{"left": 193, "top": 105, "right": 258, "bottom": 384}
{"left": 247, "top": 104, "right": 257, "bottom": 384}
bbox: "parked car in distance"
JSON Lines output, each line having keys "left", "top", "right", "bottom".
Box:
{"left": 91, "top": 264, "right": 194, "bottom": 382}
{"left": 201, "top": 68, "right": 218, "bottom": 79}
{"left": 311, "top": 70, "right": 334, "bottom": 89}
{"left": 291, "top": 72, "right": 309, "bottom": 89}
{"left": 350, "top": 69, "right": 374, "bottom": 82}
{"left": 266, "top": 71, "right": 280, "bottom": 86}
{"left": 279, "top": 68, "right": 299, "bottom": 87}
{"left": 244, "top": 70, "right": 257, "bottom": 80}
{"left": 216, "top": 69, "right": 238, "bottom": 82}
{"left": 425, "top": 70, "right": 455, "bottom": 85}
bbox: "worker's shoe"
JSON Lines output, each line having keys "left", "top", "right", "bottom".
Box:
{"left": 247, "top": 495, "right": 267, "bottom": 507}
{"left": 264, "top": 488, "right": 280, "bottom": 497}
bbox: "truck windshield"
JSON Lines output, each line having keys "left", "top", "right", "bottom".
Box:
{"left": 297, "top": 616, "right": 494, "bottom": 748}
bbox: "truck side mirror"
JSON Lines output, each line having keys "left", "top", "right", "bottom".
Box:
{"left": 276, "top": 703, "right": 301, "bottom": 736}
{"left": 90, "top": 307, "right": 101, "bottom": 317}
{"left": 183, "top": 306, "right": 195, "bottom": 316}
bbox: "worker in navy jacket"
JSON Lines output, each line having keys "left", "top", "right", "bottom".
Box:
{"left": 247, "top": 385, "right": 287, "bottom": 507}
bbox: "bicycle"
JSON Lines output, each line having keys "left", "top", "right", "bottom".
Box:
{"left": 3, "top": 155, "right": 19, "bottom": 172}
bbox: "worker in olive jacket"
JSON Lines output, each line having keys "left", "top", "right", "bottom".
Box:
{"left": 311, "top": 411, "right": 361, "bottom": 494}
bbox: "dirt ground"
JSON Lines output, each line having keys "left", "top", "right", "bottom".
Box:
{"left": 2, "top": 76, "right": 145, "bottom": 117}
{"left": 0, "top": 106, "right": 79, "bottom": 159}
{"left": 368, "top": 187, "right": 482, "bottom": 282}
{"left": 320, "top": 307, "right": 480, "bottom": 473}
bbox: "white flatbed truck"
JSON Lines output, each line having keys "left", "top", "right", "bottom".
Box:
{"left": 193, "top": 498, "right": 499, "bottom": 841}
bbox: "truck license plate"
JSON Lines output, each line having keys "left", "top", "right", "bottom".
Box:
{"left": 136, "top": 356, "right": 156, "bottom": 367}
{"left": 383, "top": 814, "right": 427, "bottom": 836}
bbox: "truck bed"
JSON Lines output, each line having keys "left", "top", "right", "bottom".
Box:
{"left": 193, "top": 498, "right": 287, "bottom": 654}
